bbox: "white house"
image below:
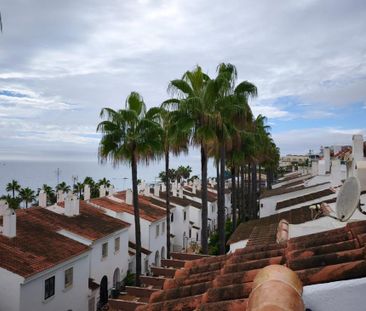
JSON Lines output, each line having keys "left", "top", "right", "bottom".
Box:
{"left": 0, "top": 201, "right": 91, "bottom": 311}
{"left": 35, "top": 194, "right": 130, "bottom": 309}
{"left": 89, "top": 190, "right": 167, "bottom": 274}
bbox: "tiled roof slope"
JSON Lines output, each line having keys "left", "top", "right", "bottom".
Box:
{"left": 91, "top": 196, "right": 166, "bottom": 222}
{"left": 0, "top": 208, "right": 89, "bottom": 278}
{"left": 136, "top": 220, "right": 366, "bottom": 311}
{"left": 184, "top": 186, "right": 218, "bottom": 202}
{"left": 43, "top": 201, "right": 130, "bottom": 240}
{"left": 276, "top": 188, "right": 335, "bottom": 210}
{"left": 227, "top": 205, "right": 321, "bottom": 245}
{"left": 156, "top": 191, "right": 202, "bottom": 209}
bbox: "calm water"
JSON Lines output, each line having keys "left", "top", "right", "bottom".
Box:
{"left": 0, "top": 159, "right": 216, "bottom": 196}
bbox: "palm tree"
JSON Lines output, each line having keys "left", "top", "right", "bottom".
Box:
{"left": 6, "top": 180, "right": 21, "bottom": 199}
{"left": 0, "top": 194, "right": 21, "bottom": 210}
{"left": 157, "top": 108, "right": 189, "bottom": 258}
{"left": 19, "top": 187, "right": 36, "bottom": 208}
{"left": 176, "top": 165, "right": 192, "bottom": 183}
{"left": 40, "top": 184, "right": 56, "bottom": 204}
{"left": 73, "top": 182, "right": 84, "bottom": 198}
{"left": 165, "top": 66, "right": 217, "bottom": 254}
{"left": 98, "top": 178, "right": 111, "bottom": 188}
{"left": 97, "top": 91, "right": 163, "bottom": 285}
{"left": 56, "top": 181, "right": 71, "bottom": 193}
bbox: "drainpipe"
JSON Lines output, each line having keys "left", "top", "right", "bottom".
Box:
{"left": 247, "top": 264, "right": 304, "bottom": 311}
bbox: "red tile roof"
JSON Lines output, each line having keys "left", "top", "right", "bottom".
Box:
{"left": 260, "top": 182, "right": 329, "bottom": 199}
{"left": 184, "top": 187, "right": 217, "bottom": 202}
{"left": 135, "top": 220, "right": 366, "bottom": 311}
{"left": 0, "top": 208, "right": 89, "bottom": 278}
{"left": 41, "top": 201, "right": 130, "bottom": 240}
{"left": 91, "top": 196, "right": 166, "bottom": 222}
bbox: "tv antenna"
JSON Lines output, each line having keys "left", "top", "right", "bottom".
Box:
{"left": 335, "top": 176, "right": 361, "bottom": 221}
{"left": 55, "top": 168, "right": 62, "bottom": 186}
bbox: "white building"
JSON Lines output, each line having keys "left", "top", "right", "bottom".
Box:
{"left": 89, "top": 190, "right": 167, "bottom": 274}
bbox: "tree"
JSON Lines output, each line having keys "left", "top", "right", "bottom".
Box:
{"left": 6, "top": 180, "right": 21, "bottom": 199}
{"left": 98, "top": 178, "right": 111, "bottom": 188}
{"left": 165, "top": 66, "right": 217, "bottom": 254}
{"left": 56, "top": 181, "right": 71, "bottom": 193}
{"left": 0, "top": 195, "right": 21, "bottom": 210}
{"left": 19, "top": 187, "right": 36, "bottom": 208}
{"left": 176, "top": 165, "right": 192, "bottom": 183}
{"left": 73, "top": 182, "right": 84, "bottom": 198}
{"left": 39, "top": 184, "right": 56, "bottom": 204}
{"left": 97, "top": 91, "right": 163, "bottom": 285}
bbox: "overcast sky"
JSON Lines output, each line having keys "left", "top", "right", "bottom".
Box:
{"left": 0, "top": 0, "right": 365, "bottom": 163}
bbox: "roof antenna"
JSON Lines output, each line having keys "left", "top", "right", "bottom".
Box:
{"left": 0, "top": 11, "right": 3, "bottom": 33}
{"left": 335, "top": 176, "right": 361, "bottom": 221}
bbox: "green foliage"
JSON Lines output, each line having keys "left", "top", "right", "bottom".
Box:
{"left": 0, "top": 195, "right": 21, "bottom": 210}
{"left": 123, "top": 271, "right": 136, "bottom": 287}
{"left": 208, "top": 219, "right": 234, "bottom": 255}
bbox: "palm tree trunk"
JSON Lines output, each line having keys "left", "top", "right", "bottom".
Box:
{"left": 218, "top": 143, "right": 226, "bottom": 255}
{"left": 240, "top": 164, "right": 245, "bottom": 221}
{"left": 165, "top": 150, "right": 171, "bottom": 258}
{"left": 201, "top": 145, "right": 208, "bottom": 254}
{"left": 247, "top": 163, "right": 251, "bottom": 220}
{"left": 251, "top": 163, "right": 257, "bottom": 219}
{"left": 231, "top": 166, "right": 237, "bottom": 229}
{"left": 131, "top": 152, "right": 142, "bottom": 286}
{"left": 12, "top": 189, "right": 15, "bottom": 199}
{"left": 258, "top": 165, "right": 262, "bottom": 195}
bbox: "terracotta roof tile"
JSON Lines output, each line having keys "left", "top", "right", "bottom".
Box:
{"left": 91, "top": 196, "right": 166, "bottom": 222}
{"left": 137, "top": 220, "right": 366, "bottom": 311}
{"left": 0, "top": 208, "right": 89, "bottom": 278}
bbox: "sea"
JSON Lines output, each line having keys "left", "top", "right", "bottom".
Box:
{"left": 0, "top": 158, "right": 216, "bottom": 196}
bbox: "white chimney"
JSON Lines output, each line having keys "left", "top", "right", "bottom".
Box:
{"left": 161, "top": 183, "right": 166, "bottom": 193}
{"left": 172, "top": 184, "right": 177, "bottom": 197}
{"left": 311, "top": 160, "right": 319, "bottom": 176}
{"left": 192, "top": 184, "right": 197, "bottom": 194}
{"left": 1, "top": 201, "right": 16, "bottom": 238}
{"left": 154, "top": 184, "right": 160, "bottom": 197}
{"left": 57, "top": 190, "right": 64, "bottom": 203}
{"left": 39, "top": 190, "right": 47, "bottom": 208}
{"left": 144, "top": 184, "right": 150, "bottom": 197}
{"left": 108, "top": 185, "right": 115, "bottom": 196}
{"left": 126, "top": 189, "right": 133, "bottom": 205}
{"left": 178, "top": 186, "right": 183, "bottom": 198}
{"left": 84, "top": 184, "right": 90, "bottom": 201}
{"left": 353, "top": 135, "right": 364, "bottom": 162}
{"left": 197, "top": 182, "right": 201, "bottom": 191}
{"left": 64, "top": 192, "right": 74, "bottom": 217}
{"left": 99, "top": 185, "right": 106, "bottom": 197}
{"left": 73, "top": 195, "right": 80, "bottom": 216}
{"left": 324, "top": 147, "right": 331, "bottom": 173}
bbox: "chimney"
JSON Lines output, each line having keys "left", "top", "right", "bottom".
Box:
{"left": 311, "top": 160, "right": 318, "bottom": 176}
{"left": 178, "top": 186, "right": 183, "bottom": 198}
{"left": 172, "top": 183, "right": 177, "bottom": 197}
{"left": 99, "top": 185, "right": 106, "bottom": 197}
{"left": 353, "top": 134, "right": 364, "bottom": 162}
{"left": 1, "top": 201, "right": 16, "bottom": 238}
{"left": 192, "top": 184, "right": 197, "bottom": 194}
{"left": 161, "top": 183, "right": 166, "bottom": 193}
{"left": 144, "top": 183, "right": 150, "bottom": 197}
{"left": 64, "top": 192, "right": 74, "bottom": 217}
{"left": 324, "top": 147, "right": 331, "bottom": 173}
{"left": 108, "top": 185, "right": 115, "bottom": 196}
{"left": 57, "top": 190, "right": 64, "bottom": 203}
{"left": 125, "top": 189, "right": 133, "bottom": 205}
{"left": 39, "top": 190, "right": 47, "bottom": 208}
{"left": 197, "top": 182, "right": 201, "bottom": 191}
{"left": 154, "top": 184, "right": 160, "bottom": 197}
{"left": 84, "top": 184, "right": 90, "bottom": 201}
{"left": 73, "top": 195, "right": 80, "bottom": 216}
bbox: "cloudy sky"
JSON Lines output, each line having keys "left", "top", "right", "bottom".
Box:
{"left": 1, "top": 0, "right": 365, "bottom": 162}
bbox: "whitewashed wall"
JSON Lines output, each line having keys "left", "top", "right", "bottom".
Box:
{"left": 0, "top": 267, "right": 22, "bottom": 311}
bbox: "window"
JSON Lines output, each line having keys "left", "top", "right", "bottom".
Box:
{"left": 156, "top": 224, "right": 160, "bottom": 237}
{"left": 189, "top": 228, "right": 192, "bottom": 238}
{"left": 102, "top": 242, "right": 108, "bottom": 258}
{"left": 196, "top": 232, "right": 199, "bottom": 242}
{"left": 170, "top": 213, "right": 174, "bottom": 222}
{"left": 114, "top": 237, "right": 120, "bottom": 252}
{"left": 64, "top": 267, "right": 73, "bottom": 288}
{"left": 44, "top": 276, "right": 55, "bottom": 300}
{"left": 212, "top": 204, "right": 214, "bottom": 212}
{"left": 183, "top": 211, "right": 186, "bottom": 221}
{"left": 162, "top": 222, "right": 165, "bottom": 234}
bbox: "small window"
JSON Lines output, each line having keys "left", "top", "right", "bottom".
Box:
{"left": 183, "top": 211, "right": 186, "bottom": 221}
{"left": 196, "top": 232, "right": 199, "bottom": 242}
{"left": 44, "top": 276, "right": 55, "bottom": 300}
{"left": 114, "top": 237, "right": 120, "bottom": 252}
{"left": 156, "top": 224, "right": 160, "bottom": 237}
{"left": 170, "top": 213, "right": 174, "bottom": 222}
{"left": 162, "top": 222, "right": 165, "bottom": 234}
{"left": 189, "top": 228, "right": 192, "bottom": 238}
{"left": 102, "top": 242, "right": 108, "bottom": 258}
{"left": 64, "top": 267, "right": 73, "bottom": 288}
{"left": 212, "top": 205, "right": 214, "bottom": 212}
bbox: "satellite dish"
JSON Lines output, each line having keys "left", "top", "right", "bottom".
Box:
{"left": 336, "top": 176, "right": 361, "bottom": 221}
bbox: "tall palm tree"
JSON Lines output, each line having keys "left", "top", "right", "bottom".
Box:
{"left": 98, "top": 178, "right": 111, "bottom": 188}
{"left": 19, "top": 187, "right": 36, "bottom": 208}
{"left": 0, "top": 194, "right": 21, "bottom": 210}
{"left": 157, "top": 108, "right": 189, "bottom": 258}
{"left": 73, "top": 182, "right": 84, "bottom": 198}
{"left": 40, "top": 184, "right": 56, "bottom": 204}
{"left": 176, "top": 165, "right": 192, "bottom": 183}
{"left": 56, "top": 181, "right": 71, "bottom": 193}
{"left": 97, "top": 91, "right": 163, "bottom": 285}
{"left": 6, "top": 180, "right": 21, "bottom": 199}
{"left": 165, "top": 66, "right": 217, "bottom": 254}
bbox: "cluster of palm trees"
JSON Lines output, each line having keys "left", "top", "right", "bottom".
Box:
{"left": 97, "top": 63, "right": 280, "bottom": 285}
{"left": 158, "top": 165, "right": 192, "bottom": 183}
{"left": 0, "top": 177, "right": 113, "bottom": 209}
